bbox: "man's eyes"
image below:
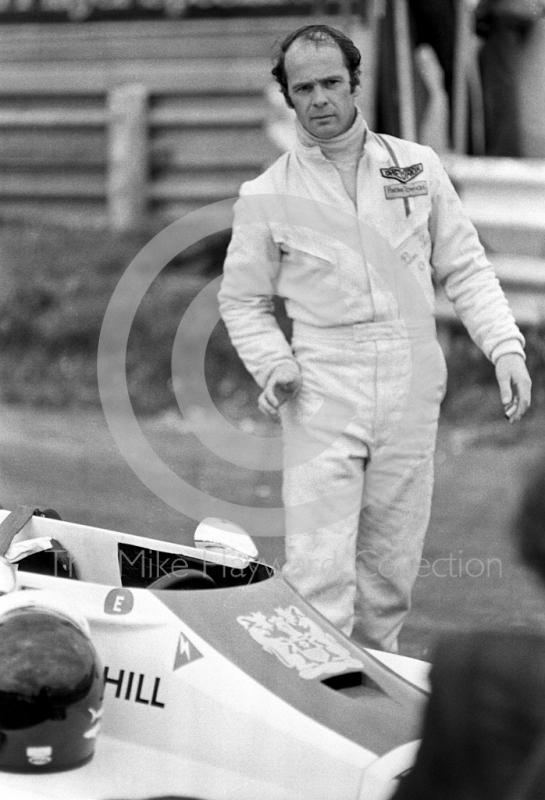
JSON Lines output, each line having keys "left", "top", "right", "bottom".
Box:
{"left": 295, "top": 80, "right": 340, "bottom": 93}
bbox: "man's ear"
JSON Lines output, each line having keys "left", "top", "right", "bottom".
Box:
{"left": 351, "top": 83, "right": 362, "bottom": 98}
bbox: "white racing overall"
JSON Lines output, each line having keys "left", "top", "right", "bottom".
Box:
{"left": 219, "top": 115, "right": 524, "bottom": 651}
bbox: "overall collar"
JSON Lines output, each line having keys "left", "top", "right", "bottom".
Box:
{"left": 295, "top": 105, "right": 367, "bottom": 161}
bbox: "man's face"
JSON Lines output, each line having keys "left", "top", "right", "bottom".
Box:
{"left": 284, "top": 39, "right": 358, "bottom": 140}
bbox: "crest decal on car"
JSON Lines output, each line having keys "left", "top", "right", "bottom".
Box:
{"left": 237, "top": 605, "right": 363, "bottom": 679}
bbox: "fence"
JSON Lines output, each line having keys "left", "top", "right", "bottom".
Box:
{"left": 0, "top": 13, "right": 380, "bottom": 228}
{"left": 437, "top": 156, "right": 545, "bottom": 330}
{"left": 2, "top": 82, "right": 545, "bottom": 327}
{"left": 0, "top": 17, "right": 291, "bottom": 227}
{"left": 1, "top": 16, "right": 544, "bottom": 328}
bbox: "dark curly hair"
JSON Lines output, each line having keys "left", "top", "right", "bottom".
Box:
{"left": 271, "top": 24, "right": 362, "bottom": 109}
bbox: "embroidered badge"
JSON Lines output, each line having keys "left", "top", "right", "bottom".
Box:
{"left": 381, "top": 163, "right": 423, "bottom": 183}
{"left": 237, "top": 605, "right": 364, "bottom": 680}
{"left": 384, "top": 181, "right": 428, "bottom": 200}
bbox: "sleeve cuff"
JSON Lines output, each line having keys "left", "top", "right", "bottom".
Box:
{"left": 256, "top": 358, "right": 300, "bottom": 389}
{"left": 490, "top": 339, "right": 526, "bottom": 364}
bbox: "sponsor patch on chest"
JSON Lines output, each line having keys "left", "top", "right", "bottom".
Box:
{"left": 380, "top": 163, "right": 423, "bottom": 183}
{"left": 384, "top": 181, "right": 429, "bottom": 199}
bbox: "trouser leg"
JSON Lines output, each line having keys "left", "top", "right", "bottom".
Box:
{"left": 479, "top": 20, "right": 523, "bottom": 156}
{"left": 282, "top": 440, "right": 436, "bottom": 651}
{"left": 281, "top": 436, "right": 366, "bottom": 637}
{"left": 352, "top": 336, "right": 444, "bottom": 652}
{"left": 281, "top": 330, "right": 445, "bottom": 649}
{"left": 353, "top": 453, "right": 435, "bottom": 653}
{"left": 279, "top": 333, "right": 374, "bottom": 637}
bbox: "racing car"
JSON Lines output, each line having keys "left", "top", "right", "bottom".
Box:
{"left": 0, "top": 507, "right": 430, "bottom": 800}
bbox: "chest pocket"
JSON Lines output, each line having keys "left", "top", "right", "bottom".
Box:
{"left": 276, "top": 228, "right": 340, "bottom": 289}
{"left": 276, "top": 226, "right": 338, "bottom": 266}
{"left": 281, "top": 243, "right": 336, "bottom": 275}
{"left": 273, "top": 229, "right": 357, "bottom": 319}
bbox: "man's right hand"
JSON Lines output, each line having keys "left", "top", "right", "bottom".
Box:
{"left": 258, "top": 365, "right": 302, "bottom": 419}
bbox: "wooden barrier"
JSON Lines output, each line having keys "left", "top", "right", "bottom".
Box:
{"left": 1, "top": 85, "right": 544, "bottom": 327}
{"left": 436, "top": 155, "right": 545, "bottom": 333}
{"left": 108, "top": 84, "right": 148, "bottom": 231}
{"left": 0, "top": 17, "right": 290, "bottom": 227}
{"left": 0, "top": 18, "right": 544, "bottom": 329}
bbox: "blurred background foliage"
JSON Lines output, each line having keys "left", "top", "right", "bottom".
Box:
{"left": 0, "top": 220, "right": 543, "bottom": 421}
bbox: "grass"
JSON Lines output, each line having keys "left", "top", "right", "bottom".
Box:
{"left": 0, "top": 220, "right": 240, "bottom": 413}
{"left": 1, "top": 220, "right": 544, "bottom": 423}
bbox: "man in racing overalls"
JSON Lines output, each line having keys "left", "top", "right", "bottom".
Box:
{"left": 218, "top": 24, "right": 531, "bottom": 652}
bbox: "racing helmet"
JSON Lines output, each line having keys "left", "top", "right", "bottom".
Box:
{"left": 0, "top": 590, "right": 104, "bottom": 772}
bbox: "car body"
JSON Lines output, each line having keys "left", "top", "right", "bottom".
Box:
{"left": 0, "top": 510, "right": 429, "bottom": 800}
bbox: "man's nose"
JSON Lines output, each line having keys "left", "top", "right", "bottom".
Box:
{"left": 312, "top": 86, "right": 328, "bottom": 106}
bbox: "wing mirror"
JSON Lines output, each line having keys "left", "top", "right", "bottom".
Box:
{"left": 194, "top": 518, "right": 259, "bottom": 561}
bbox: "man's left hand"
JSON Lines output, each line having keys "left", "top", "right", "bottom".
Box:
{"left": 495, "top": 353, "right": 532, "bottom": 423}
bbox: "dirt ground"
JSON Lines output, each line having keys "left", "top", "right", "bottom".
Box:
{"left": 1, "top": 402, "right": 544, "bottom": 660}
